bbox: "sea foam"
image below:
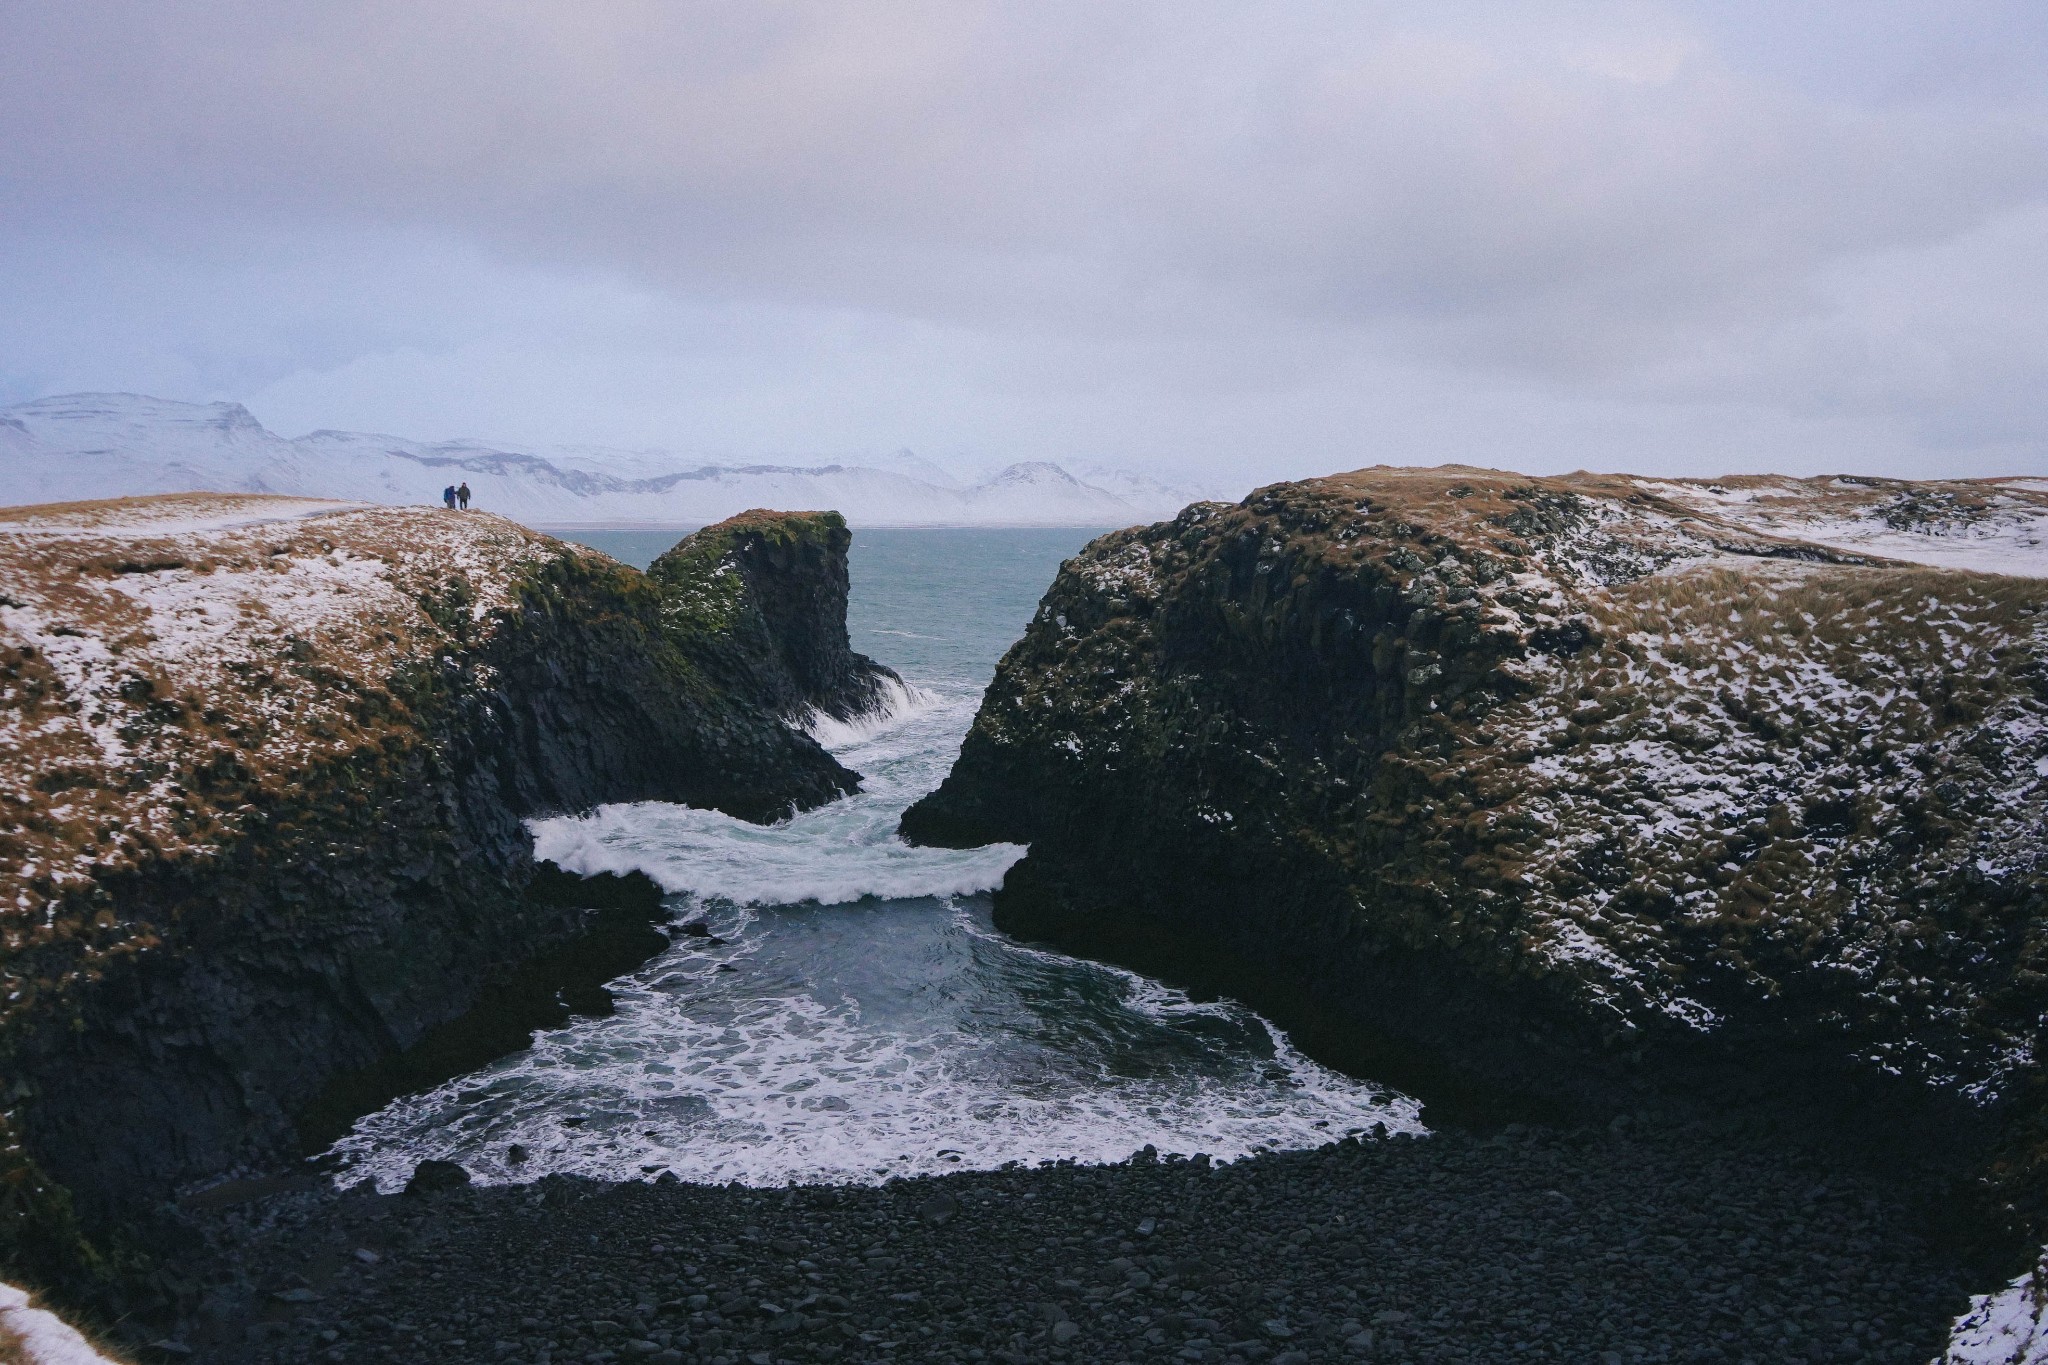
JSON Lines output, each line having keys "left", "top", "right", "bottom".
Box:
{"left": 328, "top": 898, "right": 1422, "bottom": 1192}
{"left": 334, "top": 532, "right": 1425, "bottom": 1193}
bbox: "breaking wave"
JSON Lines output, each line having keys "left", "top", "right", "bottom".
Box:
{"left": 529, "top": 673, "right": 1018, "bottom": 907}
{"left": 801, "top": 674, "right": 942, "bottom": 749}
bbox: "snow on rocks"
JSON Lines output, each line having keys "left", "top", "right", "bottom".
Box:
{"left": 1942, "top": 1250, "right": 2048, "bottom": 1364}
{"left": 0, "top": 1282, "right": 121, "bottom": 1365}
{"left": 916, "top": 462, "right": 2048, "bottom": 1122}
{"left": 913, "top": 461, "right": 2048, "bottom": 1365}
{"left": 1459, "top": 552, "right": 2048, "bottom": 1065}
{"left": 0, "top": 493, "right": 596, "bottom": 1035}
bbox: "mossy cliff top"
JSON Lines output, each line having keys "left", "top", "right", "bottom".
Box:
{"left": 0, "top": 494, "right": 856, "bottom": 1042}
{"left": 649, "top": 508, "right": 902, "bottom": 725}
{"left": 906, "top": 466, "right": 2048, "bottom": 1234}
{"left": 0, "top": 494, "right": 861, "bottom": 1303}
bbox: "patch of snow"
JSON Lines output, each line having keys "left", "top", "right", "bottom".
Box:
{"left": 1942, "top": 1252, "right": 2048, "bottom": 1364}
{"left": 1781, "top": 516, "right": 2048, "bottom": 578}
{"left": 0, "top": 1281, "right": 124, "bottom": 1364}
{"left": 0, "top": 495, "right": 568, "bottom": 955}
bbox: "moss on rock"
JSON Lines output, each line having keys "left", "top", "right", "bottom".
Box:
{"left": 906, "top": 466, "right": 2048, "bottom": 1252}
{"left": 649, "top": 509, "right": 903, "bottom": 725}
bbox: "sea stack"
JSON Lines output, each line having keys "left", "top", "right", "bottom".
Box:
{"left": 647, "top": 508, "right": 907, "bottom": 730}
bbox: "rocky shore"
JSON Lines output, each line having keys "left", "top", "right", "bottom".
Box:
{"left": 163, "top": 1117, "right": 1974, "bottom": 1365}
{"left": 0, "top": 497, "right": 887, "bottom": 1309}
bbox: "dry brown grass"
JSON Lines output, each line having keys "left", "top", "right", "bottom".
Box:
{"left": 0, "top": 494, "right": 614, "bottom": 1043}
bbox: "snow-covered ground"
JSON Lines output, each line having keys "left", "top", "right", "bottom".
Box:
{"left": 0, "top": 1282, "right": 120, "bottom": 1364}
{"left": 1942, "top": 1251, "right": 2048, "bottom": 1363}
{"left": 0, "top": 393, "right": 1216, "bottom": 528}
{"left": 1637, "top": 475, "right": 2048, "bottom": 578}
{"left": 0, "top": 494, "right": 590, "bottom": 1040}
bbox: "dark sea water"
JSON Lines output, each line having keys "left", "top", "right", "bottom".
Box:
{"left": 329, "top": 529, "right": 1420, "bottom": 1190}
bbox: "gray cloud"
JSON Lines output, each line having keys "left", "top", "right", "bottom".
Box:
{"left": 1, "top": 0, "right": 2043, "bottom": 484}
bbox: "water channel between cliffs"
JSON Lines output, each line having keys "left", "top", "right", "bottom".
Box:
{"left": 327, "top": 528, "right": 1422, "bottom": 1191}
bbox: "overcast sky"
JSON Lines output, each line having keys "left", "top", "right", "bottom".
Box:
{"left": 3, "top": 1, "right": 2045, "bottom": 486}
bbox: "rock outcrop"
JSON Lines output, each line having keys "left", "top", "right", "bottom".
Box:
{"left": 0, "top": 495, "right": 863, "bottom": 1298}
{"left": 647, "top": 509, "right": 905, "bottom": 728}
{"left": 905, "top": 467, "right": 2048, "bottom": 1243}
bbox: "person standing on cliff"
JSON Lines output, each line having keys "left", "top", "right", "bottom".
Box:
{"left": 442, "top": 484, "right": 457, "bottom": 509}
{"left": 457, "top": 481, "right": 471, "bottom": 510}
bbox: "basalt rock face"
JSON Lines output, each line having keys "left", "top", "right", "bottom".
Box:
{"left": 0, "top": 495, "right": 861, "bottom": 1297}
{"left": 904, "top": 467, "right": 2048, "bottom": 1232}
{"left": 648, "top": 509, "right": 904, "bottom": 727}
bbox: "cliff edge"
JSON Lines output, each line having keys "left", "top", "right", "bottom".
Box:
{"left": 647, "top": 509, "right": 906, "bottom": 729}
{"left": 905, "top": 467, "right": 2048, "bottom": 1245}
{"left": 0, "top": 494, "right": 861, "bottom": 1302}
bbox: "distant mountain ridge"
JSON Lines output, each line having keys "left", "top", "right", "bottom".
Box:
{"left": 0, "top": 393, "right": 1209, "bottom": 527}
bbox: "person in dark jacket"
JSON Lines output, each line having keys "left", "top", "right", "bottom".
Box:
{"left": 457, "top": 482, "right": 471, "bottom": 510}
{"left": 442, "top": 485, "right": 457, "bottom": 509}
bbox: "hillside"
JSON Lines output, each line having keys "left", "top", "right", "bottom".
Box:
{"left": 904, "top": 466, "right": 2048, "bottom": 1249}
{"left": 0, "top": 393, "right": 1194, "bottom": 528}
{"left": 0, "top": 494, "right": 869, "bottom": 1301}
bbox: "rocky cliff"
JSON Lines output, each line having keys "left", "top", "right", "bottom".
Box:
{"left": 905, "top": 467, "right": 2048, "bottom": 1242}
{"left": 647, "top": 509, "right": 905, "bottom": 729}
{"left": 0, "top": 494, "right": 867, "bottom": 1301}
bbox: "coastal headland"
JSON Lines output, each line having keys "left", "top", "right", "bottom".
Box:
{"left": 6, "top": 473, "right": 2047, "bottom": 1361}
{"left": 0, "top": 496, "right": 893, "bottom": 1319}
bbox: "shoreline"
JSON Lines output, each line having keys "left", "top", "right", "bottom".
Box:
{"left": 159, "top": 1117, "right": 1977, "bottom": 1364}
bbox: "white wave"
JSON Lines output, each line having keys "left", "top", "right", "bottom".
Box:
{"left": 801, "top": 674, "right": 942, "bottom": 750}
{"left": 328, "top": 899, "right": 1424, "bottom": 1192}
{"left": 533, "top": 670, "right": 1019, "bottom": 906}
{"left": 532, "top": 799, "right": 1024, "bottom": 905}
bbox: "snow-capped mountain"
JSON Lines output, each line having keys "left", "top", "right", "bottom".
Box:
{"left": 0, "top": 393, "right": 1210, "bottom": 528}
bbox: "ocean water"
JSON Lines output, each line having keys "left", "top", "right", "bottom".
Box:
{"left": 328, "top": 529, "right": 1423, "bottom": 1191}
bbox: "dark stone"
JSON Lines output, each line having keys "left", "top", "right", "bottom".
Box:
{"left": 403, "top": 1161, "right": 471, "bottom": 1196}
{"left": 645, "top": 509, "right": 904, "bottom": 728}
